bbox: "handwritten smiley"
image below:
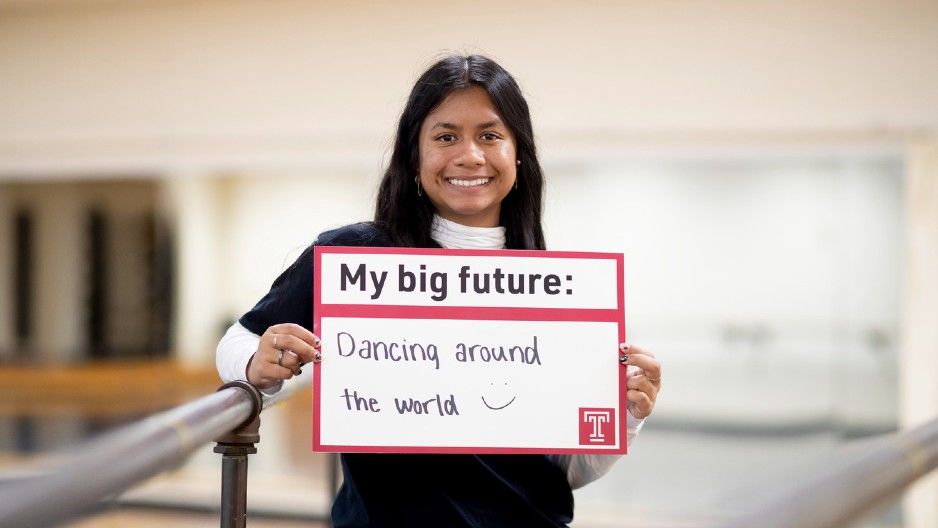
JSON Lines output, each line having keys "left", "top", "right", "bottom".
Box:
{"left": 481, "top": 381, "right": 516, "bottom": 411}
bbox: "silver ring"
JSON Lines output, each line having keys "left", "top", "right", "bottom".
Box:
{"left": 277, "top": 349, "right": 284, "bottom": 367}
{"left": 272, "top": 334, "right": 278, "bottom": 348}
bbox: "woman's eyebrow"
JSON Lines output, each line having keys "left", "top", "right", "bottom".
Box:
{"left": 429, "top": 122, "right": 459, "bottom": 131}
{"left": 429, "top": 118, "right": 503, "bottom": 131}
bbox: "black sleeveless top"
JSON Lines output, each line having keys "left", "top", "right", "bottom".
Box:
{"left": 239, "top": 223, "right": 574, "bottom": 528}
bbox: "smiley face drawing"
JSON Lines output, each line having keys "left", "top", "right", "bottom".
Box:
{"left": 481, "top": 381, "right": 516, "bottom": 411}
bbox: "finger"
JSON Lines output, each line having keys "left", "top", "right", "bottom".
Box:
{"left": 260, "top": 346, "right": 288, "bottom": 370}
{"left": 261, "top": 346, "right": 298, "bottom": 377}
{"left": 271, "top": 333, "right": 318, "bottom": 364}
{"left": 627, "top": 375, "right": 659, "bottom": 400}
{"left": 623, "top": 352, "right": 661, "bottom": 382}
{"left": 269, "top": 323, "right": 321, "bottom": 348}
{"left": 619, "top": 352, "right": 660, "bottom": 376}
{"left": 278, "top": 350, "right": 302, "bottom": 370}
{"left": 627, "top": 389, "right": 654, "bottom": 419}
{"left": 247, "top": 350, "right": 296, "bottom": 388}
{"left": 627, "top": 378, "right": 659, "bottom": 406}
{"left": 619, "top": 343, "right": 655, "bottom": 358}
{"left": 258, "top": 363, "right": 296, "bottom": 385}
{"left": 283, "top": 351, "right": 305, "bottom": 375}
{"left": 260, "top": 338, "right": 280, "bottom": 366}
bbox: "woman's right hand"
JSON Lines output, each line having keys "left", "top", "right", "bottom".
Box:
{"left": 247, "top": 323, "right": 321, "bottom": 389}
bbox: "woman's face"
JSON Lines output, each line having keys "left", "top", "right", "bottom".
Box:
{"left": 418, "top": 86, "right": 517, "bottom": 228}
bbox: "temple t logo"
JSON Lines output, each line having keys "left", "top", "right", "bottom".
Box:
{"left": 579, "top": 408, "right": 616, "bottom": 446}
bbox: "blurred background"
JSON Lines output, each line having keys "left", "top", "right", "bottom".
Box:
{"left": 1, "top": 0, "right": 936, "bottom": 527}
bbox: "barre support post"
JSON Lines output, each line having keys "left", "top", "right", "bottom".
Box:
{"left": 214, "top": 381, "right": 263, "bottom": 528}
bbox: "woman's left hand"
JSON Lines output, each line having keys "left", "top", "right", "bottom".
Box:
{"left": 620, "top": 343, "right": 661, "bottom": 420}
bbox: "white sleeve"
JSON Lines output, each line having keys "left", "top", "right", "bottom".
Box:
{"left": 548, "top": 411, "right": 645, "bottom": 490}
{"left": 216, "top": 322, "right": 283, "bottom": 395}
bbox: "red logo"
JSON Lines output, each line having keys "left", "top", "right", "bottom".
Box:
{"left": 579, "top": 408, "right": 616, "bottom": 446}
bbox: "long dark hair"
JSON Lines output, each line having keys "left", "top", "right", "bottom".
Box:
{"left": 374, "top": 55, "right": 546, "bottom": 250}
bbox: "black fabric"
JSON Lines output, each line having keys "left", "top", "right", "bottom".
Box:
{"left": 239, "top": 222, "right": 574, "bottom": 528}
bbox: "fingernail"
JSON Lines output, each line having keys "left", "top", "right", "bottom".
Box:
{"left": 313, "top": 338, "right": 321, "bottom": 348}
{"left": 314, "top": 351, "right": 322, "bottom": 362}
{"left": 296, "top": 368, "right": 303, "bottom": 375}
{"left": 619, "top": 354, "right": 629, "bottom": 364}
{"left": 619, "top": 343, "right": 630, "bottom": 351}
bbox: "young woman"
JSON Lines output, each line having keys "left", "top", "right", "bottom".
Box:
{"left": 217, "top": 54, "right": 662, "bottom": 528}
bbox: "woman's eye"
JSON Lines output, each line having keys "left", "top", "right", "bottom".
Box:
{"left": 436, "top": 134, "right": 457, "bottom": 142}
{"left": 481, "top": 132, "right": 502, "bottom": 141}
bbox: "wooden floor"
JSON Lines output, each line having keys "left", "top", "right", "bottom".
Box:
{"left": 0, "top": 359, "right": 221, "bottom": 417}
{"left": 70, "top": 507, "right": 327, "bottom": 527}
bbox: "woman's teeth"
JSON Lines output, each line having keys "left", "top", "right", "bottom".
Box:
{"left": 447, "top": 178, "right": 491, "bottom": 187}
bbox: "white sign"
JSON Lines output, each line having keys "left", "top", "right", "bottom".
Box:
{"left": 313, "top": 247, "right": 626, "bottom": 454}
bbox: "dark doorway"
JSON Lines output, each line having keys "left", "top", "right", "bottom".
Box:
{"left": 145, "top": 211, "right": 173, "bottom": 358}
{"left": 13, "top": 209, "right": 33, "bottom": 357}
{"left": 87, "top": 209, "right": 109, "bottom": 358}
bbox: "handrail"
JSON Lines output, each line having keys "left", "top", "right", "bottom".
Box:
{"left": 0, "top": 371, "right": 934, "bottom": 528}
{"left": 0, "top": 371, "right": 311, "bottom": 528}
{"left": 711, "top": 417, "right": 938, "bottom": 528}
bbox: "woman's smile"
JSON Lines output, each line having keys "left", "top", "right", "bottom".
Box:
{"left": 445, "top": 176, "right": 494, "bottom": 188}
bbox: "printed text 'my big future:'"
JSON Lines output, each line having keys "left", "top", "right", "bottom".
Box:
{"left": 339, "top": 263, "right": 576, "bottom": 301}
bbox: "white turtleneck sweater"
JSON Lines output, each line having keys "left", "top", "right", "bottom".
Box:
{"left": 216, "top": 214, "right": 642, "bottom": 489}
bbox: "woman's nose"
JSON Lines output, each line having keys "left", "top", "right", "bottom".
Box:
{"left": 455, "top": 140, "right": 485, "bottom": 166}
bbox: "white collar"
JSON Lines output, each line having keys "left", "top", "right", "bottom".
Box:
{"left": 430, "top": 214, "right": 506, "bottom": 249}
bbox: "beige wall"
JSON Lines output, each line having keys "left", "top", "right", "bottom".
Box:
{"left": 1, "top": 0, "right": 937, "bottom": 175}
{"left": 162, "top": 174, "right": 224, "bottom": 366}
{"left": 218, "top": 170, "right": 375, "bottom": 318}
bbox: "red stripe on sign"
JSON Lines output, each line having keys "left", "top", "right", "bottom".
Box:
{"left": 317, "top": 304, "right": 620, "bottom": 322}
{"left": 313, "top": 248, "right": 322, "bottom": 451}
{"left": 617, "top": 254, "right": 628, "bottom": 453}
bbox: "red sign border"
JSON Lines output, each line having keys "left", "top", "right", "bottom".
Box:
{"left": 312, "top": 246, "right": 627, "bottom": 455}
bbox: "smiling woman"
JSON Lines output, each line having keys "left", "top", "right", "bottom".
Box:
{"left": 372, "top": 54, "right": 547, "bottom": 251}
{"left": 216, "top": 54, "right": 661, "bottom": 528}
